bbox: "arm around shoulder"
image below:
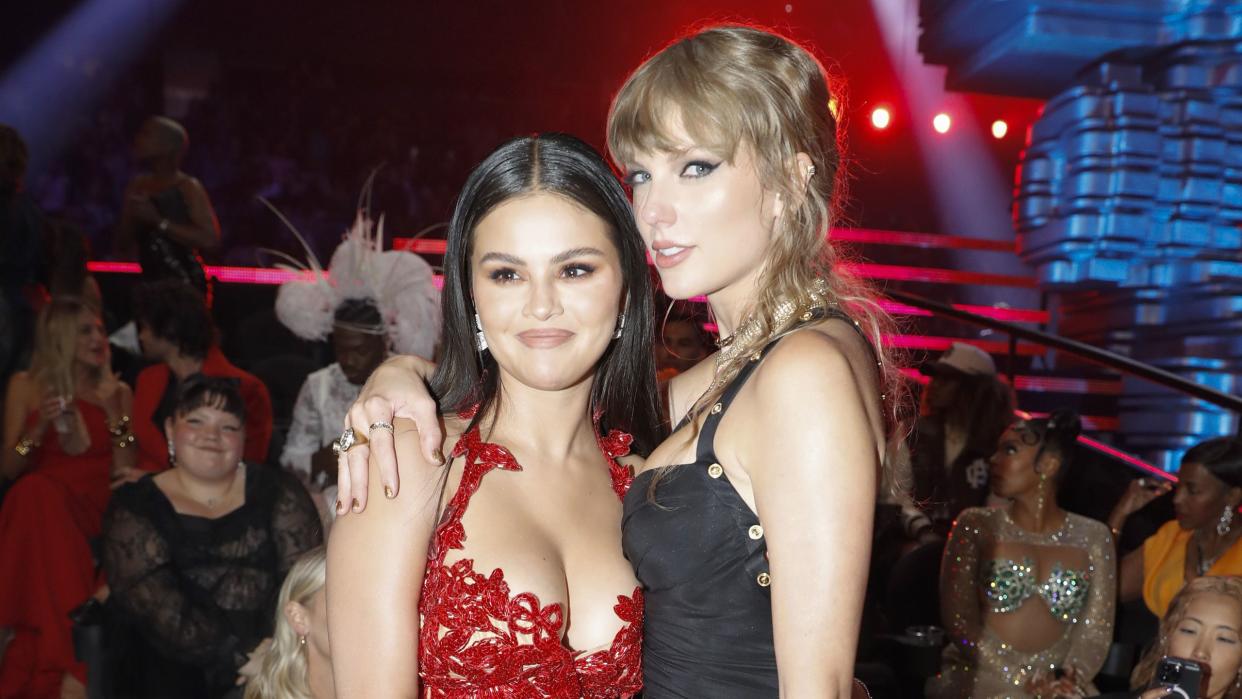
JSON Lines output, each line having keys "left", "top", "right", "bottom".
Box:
{"left": 327, "top": 418, "right": 442, "bottom": 698}
{"left": 745, "top": 333, "right": 881, "bottom": 698}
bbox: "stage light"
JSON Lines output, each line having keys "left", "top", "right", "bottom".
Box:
{"left": 932, "top": 112, "right": 951, "bottom": 134}
{"left": 991, "top": 120, "right": 1008, "bottom": 139}
{"left": 870, "top": 107, "right": 891, "bottom": 130}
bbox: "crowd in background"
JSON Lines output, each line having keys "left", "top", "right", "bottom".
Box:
{"left": 2, "top": 102, "right": 1241, "bottom": 699}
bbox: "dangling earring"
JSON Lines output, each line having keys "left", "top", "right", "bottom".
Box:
{"left": 299, "top": 635, "right": 307, "bottom": 647}
{"left": 1035, "top": 471, "right": 1048, "bottom": 514}
{"left": 612, "top": 291, "right": 630, "bottom": 340}
{"left": 474, "top": 313, "right": 488, "bottom": 351}
{"left": 1218, "top": 504, "right": 1235, "bottom": 537}
{"left": 167, "top": 438, "right": 176, "bottom": 466}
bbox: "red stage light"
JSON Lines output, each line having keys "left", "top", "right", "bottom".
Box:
{"left": 870, "top": 107, "right": 891, "bottom": 130}
{"left": 932, "top": 113, "right": 951, "bottom": 134}
{"left": 991, "top": 120, "right": 1008, "bottom": 139}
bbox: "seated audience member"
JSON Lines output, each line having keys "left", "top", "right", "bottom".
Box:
{"left": 244, "top": 547, "right": 333, "bottom": 699}
{"left": 102, "top": 376, "right": 322, "bottom": 698}
{"left": 1098, "top": 575, "right": 1242, "bottom": 699}
{"left": 1111, "top": 437, "right": 1242, "bottom": 618}
{"left": 0, "top": 298, "right": 136, "bottom": 698}
{"left": 911, "top": 342, "right": 1016, "bottom": 534}
{"left": 131, "top": 280, "right": 272, "bottom": 469}
{"left": 275, "top": 211, "right": 439, "bottom": 490}
{"left": 654, "top": 313, "right": 709, "bottom": 383}
{"left": 878, "top": 344, "right": 1017, "bottom": 635}
{"left": 279, "top": 299, "right": 389, "bottom": 488}
{"left": 928, "top": 410, "right": 1115, "bottom": 698}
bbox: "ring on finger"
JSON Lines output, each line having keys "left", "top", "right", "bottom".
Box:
{"left": 333, "top": 427, "right": 357, "bottom": 455}
{"left": 368, "top": 421, "right": 395, "bottom": 434}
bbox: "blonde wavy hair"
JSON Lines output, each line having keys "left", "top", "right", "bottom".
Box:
{"left": 607, "top": 24, "right": 908, "bottom": 486}
{"left": 245, "top": 547, "right": 327, "bottom": 699}
{"left": 1132, "top": 575, "right": 1242, "bottom": 697}
{"left": 28, "top": 297, "right": 101, "bottom": 398}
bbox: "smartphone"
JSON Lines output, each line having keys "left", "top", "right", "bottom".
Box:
{"left": 1152, "top": 657, "right": 1205, "bottom": 699}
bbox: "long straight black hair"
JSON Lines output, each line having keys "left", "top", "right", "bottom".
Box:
{"left": 430, "top": 133, "right": 661, "bottom": 455}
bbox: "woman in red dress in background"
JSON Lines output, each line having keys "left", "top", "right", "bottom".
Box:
{"left": 0, "top": 297, "right": 138, "bottom": 698}
{"left": 327, "top": 133, "right": 659, "bottom": 697}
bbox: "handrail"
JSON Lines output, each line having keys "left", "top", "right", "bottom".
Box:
{"left": 887, "top": 290, "right": 1242, "bottom": 414}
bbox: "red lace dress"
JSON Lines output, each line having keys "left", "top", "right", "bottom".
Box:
{"left": 418, "top": 423, "right": 643, "bottom": 698}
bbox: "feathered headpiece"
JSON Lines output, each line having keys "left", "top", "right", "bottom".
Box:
{"left": 268, "top": 197, "right": 441, "bottom": 359}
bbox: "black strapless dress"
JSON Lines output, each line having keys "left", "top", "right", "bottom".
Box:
{"left": 623, "top": 309, "right": 865, "bottom": 697}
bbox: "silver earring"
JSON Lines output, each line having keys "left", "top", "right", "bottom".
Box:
{"left": 167, "top": 439, "right": 176, "bottom": 466}
{"left": 612, "top": 291, "right": 629, "bottom": 340}
{"left": 807, "top": 165, "right": 817, "bottom": 177}
{"left": 474, "top": 313, "right": 488, "bottom": 351}
{"left": 1218, "top": 505, "right": 1235, "bottom": 536}
{"left": 299, "top": 635, "right": 307, "bottom": 647}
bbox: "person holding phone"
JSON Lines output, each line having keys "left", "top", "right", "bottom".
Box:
{"left": 1111, "top": 438, "right": 1242, "bottom": 617}
{"left": 1097, "top": 575, "right": 1242, "bottom": 699}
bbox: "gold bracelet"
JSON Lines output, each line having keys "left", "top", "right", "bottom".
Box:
{"left": 13, "top": 437, "right": 39, "bottom": 458}
{"left": 107, "top": 415, "right": 131, "bottom": 437}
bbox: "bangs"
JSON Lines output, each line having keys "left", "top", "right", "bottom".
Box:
{"left": 174, "top": 376, "right": 246, "bottom": 422}
{"left": 607, "top": 50, "right": 745, "bottom": 166}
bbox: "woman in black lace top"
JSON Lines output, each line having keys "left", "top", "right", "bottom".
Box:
{"left": 102, "top": 376, "right": 323, "bottom": 698}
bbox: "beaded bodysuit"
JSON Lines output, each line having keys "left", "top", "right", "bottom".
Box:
{"left": 928, "top": 507, "right": 1115, "bottom": 698}
{"left": 417, "top": 423, "right": 643, "bottom": 698}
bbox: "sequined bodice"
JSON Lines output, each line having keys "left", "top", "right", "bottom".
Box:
{"left": 983, "top": 557, "right": 1090, "bottom": 620}
{"left": 418, "top": 422, "right": 643, "bottom": 698}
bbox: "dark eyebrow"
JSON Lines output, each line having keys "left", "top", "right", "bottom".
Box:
{"left": 478, "top": 248, "right": 605, "bottom": 266}
{"left": 551, "top": 247, "right": 606, "bottom": 264}
{"left": 478, "top": 252, "right": 524, "bottom": 266}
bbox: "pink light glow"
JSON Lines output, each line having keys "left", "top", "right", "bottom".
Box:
{"left": 878, "top": 300, "right": 1047, "bottom": 323}
{"left": 1013, "top": 409, "right": 1168, "bottom": 479}
{"left": 88, "top": 261, "right": 447, "bottom": 288}
{"left": 844, "top": 262, "right": 1036, "bottom": 287}
{"left": 1079, "top": 436, "right": 1172, "bottom": 480}
{"left": 392, "top": 227, "right": 1019, "bottom": 257}
{"left": 883, "top": 335, "right": 1045, "bottom": 355}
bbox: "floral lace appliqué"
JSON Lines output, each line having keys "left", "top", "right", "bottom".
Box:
{"left": 418, "top": 422, "right": 643, "bottom": 698}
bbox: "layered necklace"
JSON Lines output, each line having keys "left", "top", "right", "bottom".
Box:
{"left": 711, "top": 280, "right": 832, "bottom": 390}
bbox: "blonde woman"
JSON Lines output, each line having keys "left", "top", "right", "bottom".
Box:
{"left": 0, "top": 297, "right": 137, "bottom": 698}
{"left": 1098, "top": 576, "right": 1242, "bottom": 699}
{"left": 338, "top": 25, "right": 901, "bottom": 697}
{"left": 245, "top": 547, "right": 332, "bottom": 699}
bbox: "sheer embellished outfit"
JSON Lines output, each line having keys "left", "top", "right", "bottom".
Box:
{"left": 101, "top": 464, "right": 323, "bottom": 698}
{"left": 929, "top": 507, "right": 1116, "bottom": 698}
{"left": 417, "top": 422, "right": 643, "bottom": 698}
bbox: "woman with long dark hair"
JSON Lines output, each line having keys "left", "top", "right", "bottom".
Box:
{"left": 327, "top": 133, "right": 658, "bottom": 697}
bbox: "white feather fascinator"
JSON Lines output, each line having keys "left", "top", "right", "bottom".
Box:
{"left": 270, "top": 203, "right": 441, "bottom": 359}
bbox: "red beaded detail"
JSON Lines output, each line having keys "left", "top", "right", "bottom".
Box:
{"left": 418, "top": 423, "right": 643, "bottom": 697}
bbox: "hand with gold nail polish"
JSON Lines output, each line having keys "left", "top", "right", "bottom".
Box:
{"left": 336, "top": 355, "right": 444, "bottom": 514}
